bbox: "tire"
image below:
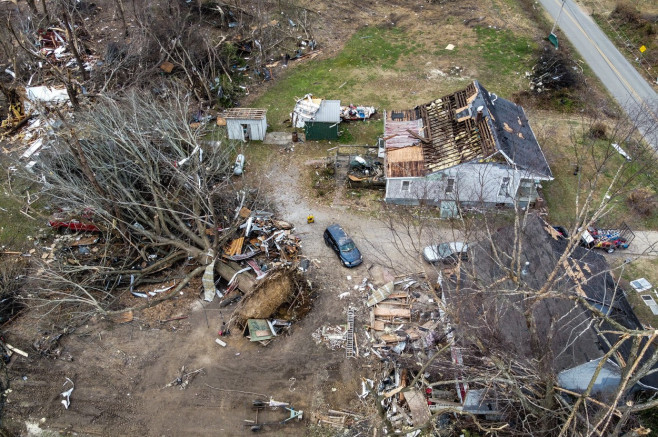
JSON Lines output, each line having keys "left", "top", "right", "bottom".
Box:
{"left": 252, "top": 400, "right": 266, "bottom": 407}
{"left": 250, "top": 425, "right": 262, "bottom": 432}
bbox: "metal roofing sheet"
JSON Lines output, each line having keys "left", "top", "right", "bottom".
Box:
{"left": 384, "top": 119, "right": 424, "bottom": 148}
{"left": 314, "top": 100, "right": 341, "bottom": 123}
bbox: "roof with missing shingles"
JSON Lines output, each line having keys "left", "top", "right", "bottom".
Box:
{"left": 384, "top": 81, "right": 553, "bottom": 179}
{"left": 444, "top": 215, "right": 657, "bottom": 390}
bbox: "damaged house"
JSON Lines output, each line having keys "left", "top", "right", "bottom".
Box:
{"left": 384, "top": 81, "right": 553, "bottom": 216}
{"left": 439, "top": 215, "right": 658, "bottom": 418}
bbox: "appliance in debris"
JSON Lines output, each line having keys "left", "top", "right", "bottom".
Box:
{"left": 233, "top": 154, "right": 245, "bottom": 175}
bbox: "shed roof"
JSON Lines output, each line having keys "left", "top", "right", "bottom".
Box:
{"left": 313, "top": 100, "right": 341, "bottom": 123}
{"left": 224, "top": 108, "right": 267, "bottom": 120}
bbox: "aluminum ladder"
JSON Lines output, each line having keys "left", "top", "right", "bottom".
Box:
{"left": 346, "top": 308, "right": 355, "bottom": 358}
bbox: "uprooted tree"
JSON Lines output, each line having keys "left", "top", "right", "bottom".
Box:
{"left": 364, "top": 107, "right": 658, "bottom": 435}
{"left": 23, "top": 89, "right": 267, "bottom": 316}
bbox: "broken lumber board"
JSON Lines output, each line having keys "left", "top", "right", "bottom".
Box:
{"left": 376, "top": 300, "right": 410, "bottom": 307}
{"left": 224, "top": 237, "right": 244, "bottom": 256}
{"left": 367, "top": 281, "right": 393, "bottom": 307}
{"left": 238, "top": 207, "right": 251, "bottom": 218}
{"left": 405, "top": 389, "right": 431, "bottom": 427}
{"left": 387, "top": 292, "right": 409, "bottom": 299}
{"left": 378, "top": 334, "right": 406, "bottom": 343}
{"left": 373, "top": 306, "right": 411, "bottom": 318}
{"left": 68, "top": 236, "right": 99, "bottom": 247}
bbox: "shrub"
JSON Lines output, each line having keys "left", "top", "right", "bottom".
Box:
{"left": 588, "top": 122, "right": 608, "bottom": 140}
{"left": 627, "top": 187, "right": 658, "bottom": 217}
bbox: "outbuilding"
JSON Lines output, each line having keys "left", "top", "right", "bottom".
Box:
{"left": 223, "top": 108, "right": 267, "bottom": 141}
{"left": 304, "top": 100, "right": 340, "bottom": 141}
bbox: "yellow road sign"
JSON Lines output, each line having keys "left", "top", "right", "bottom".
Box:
{"left": 639, "top": 45, "right": 647, "bottom": 53}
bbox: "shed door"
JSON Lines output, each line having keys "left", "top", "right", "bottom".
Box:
{"left": 241, "top": 124, "right": 251, "bottom": 141}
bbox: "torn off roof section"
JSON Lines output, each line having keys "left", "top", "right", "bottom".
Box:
{"left": 385, "top": 81, "right": 553, "bottom": 179}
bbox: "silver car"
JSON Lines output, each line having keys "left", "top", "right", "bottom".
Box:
{"left": 422, "top": 242, "right": 469, "bottom": 264}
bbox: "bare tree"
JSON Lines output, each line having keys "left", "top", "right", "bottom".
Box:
{"left": 365, "top": 109, "right": 658, "bottom": 436}
{"left": 23, "top": 88, "right": 261, "bottom": 315}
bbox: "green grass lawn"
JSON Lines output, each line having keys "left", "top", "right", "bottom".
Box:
{"left": 542, "top": 130, "right": 658, "bottom": 230}
{"left": 252, "top": 24, "right": 538, "bottom": 145}
{"left": 616, "top": 257, "right": 658, "bottom": 328}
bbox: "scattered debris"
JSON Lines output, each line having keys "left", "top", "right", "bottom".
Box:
{"left": 25, "top": 86, "right": 70, "bottom": 104}
{"left": 165, "top": 366, "right": 204, "bottom": 390}
{"left": 580, "top": 222, "right": 635, "bottom": 253}
{"left": 61, "top": 378, "right": 74, "bottom": 409}
{"left": 340, "top": 104, "right": 376, "bottom": 121}
{"left": 312, "top": 325, "right": 348, "bottom": 350}
{"left": 247, "top": 318, "right": 275, "bottom": 343}
{"left": 245, "top": 399, "right": 303, "bottom": 432}
{"left": 611, "top": 143, "right": 632, "bottom": 161}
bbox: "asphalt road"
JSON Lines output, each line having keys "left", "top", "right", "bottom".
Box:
{"left": 538, "top": 0, "right": 658, "bottom": 149}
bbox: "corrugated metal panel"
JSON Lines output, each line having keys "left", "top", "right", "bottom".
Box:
{"left": 226, "top": 120, "right": 244, "bottom": 141}
{"left": 384, "top": 119, "right": 424, "bottom": 148}
{"left": 314, "top": 100, "right": 341, "bottom": 123}
{"left": 305, "top": 121, "right": 339, "bottom": 140}
{"left": 225, "top": 118, "right": 267, "bottom": 141}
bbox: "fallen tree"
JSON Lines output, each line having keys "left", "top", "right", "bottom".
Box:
{"left": 25, "top": 88, "right": 266, "bottom": 316}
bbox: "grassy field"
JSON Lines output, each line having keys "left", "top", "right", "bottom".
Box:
{"left": 535, "top": 112, "right": 658, "bottom": 230}
{"left": 0, "top": 155, "right": 46, "bottom": 250}
{"left": 615, "top": 257, "right": 658, "bottom": 327}
{"left": 252, "top": 22, "right": 540, "bottom": 145}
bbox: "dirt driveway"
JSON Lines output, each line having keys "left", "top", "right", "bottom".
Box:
{"left": 5, "top": 141, "right": 440, "bottom": 437}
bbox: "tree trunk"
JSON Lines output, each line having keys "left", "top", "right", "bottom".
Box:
{"left": 62, "top": 9, "right": 89, "bottom": 81}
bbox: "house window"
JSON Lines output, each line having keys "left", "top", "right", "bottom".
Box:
{"left": 401, "top": 180, "right": 410, "bottom": 192}
{"left": 517, "top": 179, "right": 535, "bottom": 199}
{"left": 498, "top": 177, "right": 510, "bottom": 197}
{"left": 446, "top": 178, "right": 455, "bottom": 194}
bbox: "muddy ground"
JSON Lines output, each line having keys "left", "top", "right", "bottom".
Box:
{"left": 3, "top": 132, "right": 461, "bottom": 436}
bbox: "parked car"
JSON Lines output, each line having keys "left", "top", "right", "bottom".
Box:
{"left": 324, "top": 224, "right": 363, "bottom": 268}
{"left": 422, "top": 242, "right": 469, "bottom": 264}
{"left": 233, "top": 154, "right": 245, "bottom": 175}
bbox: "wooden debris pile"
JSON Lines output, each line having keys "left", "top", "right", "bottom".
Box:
{"left": 366, "top": 276, "right": 443, "bottom": 357}
{"left": 374, "top": 363, "right": 460, "bottom": 435}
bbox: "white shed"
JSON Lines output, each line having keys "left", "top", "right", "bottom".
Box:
{"left": 223, "top": 108, "right": 267, "bottom": 141}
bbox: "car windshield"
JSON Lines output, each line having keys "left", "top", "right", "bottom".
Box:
{"left": 340, "top": 241, "right": 356, "bottom": 252}
{"left": 436, "top": 243, "right": 453, "bottom": 257}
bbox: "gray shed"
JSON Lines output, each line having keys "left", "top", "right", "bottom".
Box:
{"left": 304, "top": 100, "right": 340, "bottom": 140}
{"left": 223, "top": 108, "right": 267, "bottom": 141}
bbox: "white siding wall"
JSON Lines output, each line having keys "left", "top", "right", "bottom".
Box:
{"left": 385, "top": 162, "right": 543, "bottom": 206}
{"left": 226, "top": 117, "right": 267, "bottom": 141}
